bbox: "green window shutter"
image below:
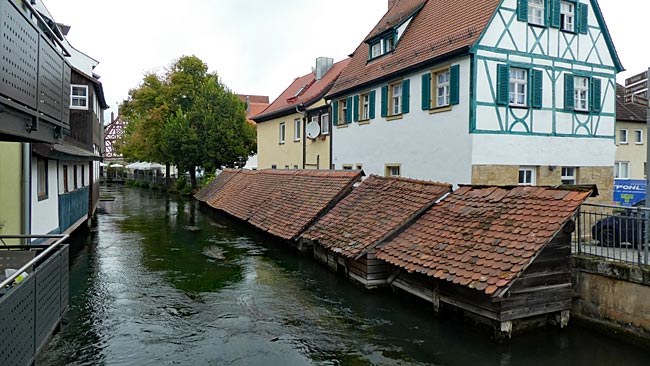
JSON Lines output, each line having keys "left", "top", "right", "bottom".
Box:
{"left": 353, "top": 95, "right": 359, "bottom": 122}
{"left": 517, "top": 0, "right": 528, "bottom": 22}
{"left": 550, "top": 0, "right": 561, "bottom": 28}
{"left": 450, "top": 64, "right": 460, "bottom": 105}
{"left": 346, "top": 96, "right": 353, "bottom": 123}
{"left": 531, "top": 69, "right": 543, "bottom": 109}
{"left": 402, "top": 79, "right": 410, "bottom": 114}
{"left": 381, "top": 85, "right": 388, "bottom": 118}
{"left": 578, "top": 3, "right": 589, "bottom": 34}
{"left": 591, "top": 77, "right": 602, "bottom": 113}
{"left": 564, "top": 74, "right": 575, "bottom": 110}
{"left": 369, "top": 90, "right": 376, "bottom": 119}
{"left": 497, "top": 64, "right": 510, "bottom": 106}
{"left": 332, "top": 100, "right": 338, "bottom": 126}
{"left": 421, "top": 73, "right": 431, "bottom": 110}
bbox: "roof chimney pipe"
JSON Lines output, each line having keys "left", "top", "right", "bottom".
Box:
{"left": 315, "top": 57, "right": 334, "bottom": 81}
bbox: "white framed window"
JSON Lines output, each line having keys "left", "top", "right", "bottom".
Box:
{"left": 70, "top": 85, "right": 88, "bottom": 110}
{"left": 37, "top": 157, "right": 48, "bottom": 200}
{"left": 279, "top": 122, "right": 286, "bottom": 144}
{"left": 619, "top": 129, "right": 628, "bottom": 144}
{"left": 614, "top": 162, "right": 629, "bottom": 179}
{"left": 518, "top": 166, "right": 536, "bottom": 186}
{"left": 528, "top": 0, "right": 545, "bottom": 25}
{"left": 371, "top": 42, "right": 382, "bottom": 58}
{"left": 560, "top": 1, "right": 575, "bottom": 32}
{"left": 384, "top": 37, "right": 395, "bottom": 53}
{"left": 561, "top": 167, "right": 577, "bottom": 185}
{"left": 361, "top": 93, "right": 370, "bottom": 120}
{"left": 294, "top": 118, "right": 301, "bottom": 142}
{"left": 509, "top": 68, "right": 528, "bottom": 107}
{"left": 339, "top": 99, "right": 348, "bottom": 124}
{"left": 321, "top": 113, "right": 330, "bottom": 135}
{"left": 436, "top": 70, "right": 450, "bottom": 107}
{"left": 385, "top": 164, "right": 401, "bottom": 177}
{"left": 635, "top": 129, "right": 643, "bottom": 144}
{"left": 390, "top": 82, "right": 402, "bottom": 116}
{"left": 574, "top": 76, "right": 589, "bottom": 111}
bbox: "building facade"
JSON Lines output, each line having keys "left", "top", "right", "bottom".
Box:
{"left": 254, "top": 58, "right": 349, "bottom": 170}
{"left": 327, "top": 0, "right": 622, "bottom": 202}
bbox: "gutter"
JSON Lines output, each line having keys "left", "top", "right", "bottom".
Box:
{"left": 22, "top": 143, "right": 31, "bottom": 244}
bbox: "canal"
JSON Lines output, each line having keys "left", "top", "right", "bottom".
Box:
{"left": 39, "top": 185, "right": 649, "bottom": 366}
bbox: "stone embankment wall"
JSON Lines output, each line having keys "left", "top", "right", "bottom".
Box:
{"left": 572, "top": 256, "right": 650, "bottom": 340}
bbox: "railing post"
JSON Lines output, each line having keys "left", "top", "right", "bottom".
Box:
{"left": 576, "top": 207, "right": 582, "bottom": 255}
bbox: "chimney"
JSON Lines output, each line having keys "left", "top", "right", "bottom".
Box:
{"left": 246, "top": 96, "right": 251, "bottom": 114}
{"left": 388, "top": 0, "right": 397, "bottom": 9}
{"left": 315, "top": 57, "right": 334, "bottom": 81}
{"left": 111, "top": 112, "right": 115, "bottom": 122}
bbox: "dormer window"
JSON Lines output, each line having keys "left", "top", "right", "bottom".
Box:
{"left": 371, "top": 42, "right": 382, "bottom": 58}
{"left": 385, "top": 37, "right": 395, "bottom": 53}
{"left": 368, "top": 32, "right": 397, "bottom": 60}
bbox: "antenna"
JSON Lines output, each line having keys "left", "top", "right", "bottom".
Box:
{"left": 306, "top": 120, "right": 321, "bottom": 139}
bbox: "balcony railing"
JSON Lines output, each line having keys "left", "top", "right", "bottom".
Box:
{"left": 0, "top": 234, "right": 69, "bottom": 366}
{"left": 59, "top": 186, "right": 90, "bottom": 233}
{"left": 0, "top": 0, "right": 71, "bottom": 132}
{"left": 573, "top": 203, "right": 650, "bottom": 266}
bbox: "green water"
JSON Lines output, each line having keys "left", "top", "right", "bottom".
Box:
{"left": 38, "top": 185, "right": 649, "bottom": 366}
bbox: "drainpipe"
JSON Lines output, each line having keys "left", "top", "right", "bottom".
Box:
{"left": 22, "top": 143, "right": 31, "bottom": 244}
{"left": 296, "top": 104, "right": 307, "bottom": 169}
{"left": 325, "top": 99, "right": 333, "bottom": 169}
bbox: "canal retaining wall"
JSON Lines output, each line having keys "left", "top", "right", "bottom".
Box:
{"left": 571, "top": 256, "right": 650, "bottom": 340}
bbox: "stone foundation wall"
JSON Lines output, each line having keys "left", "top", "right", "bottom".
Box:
{"left": 572, "top": 256, "right": 650, "bottom": 340}
{"left": 471, "top": 165, "right": 519, "bottom": 186}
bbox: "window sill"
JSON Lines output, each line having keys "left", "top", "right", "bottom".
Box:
{"left": 358, "top": 119, "right": 371, "bottom": 125}
{"left": 528, "top": 22, "right": 547, "bottom": 29}
{"left": 293, "top": 139, "right": 301, "bottom": 143}
{"left": 509, "top": 105, "right": 529, "bottom": 110}
{"left": 574, "top": 109, "right": 590, "bottom": 114}
{"left": 70, "top": 106, "right": 89, "bottom": 111}
{"left": 430, "top": 105, "right": 452, "bottom": 114}
{"left": 337, "top": 123, "right": 349, "bottom": 129}
{"left": 560, "top": 28, "right": 576, "bottom": 34}
{"left": 386, "top": 114, "right": 403, "bottom": 121}
{"left": 619, "top": 142, "right": 629, "bottom": 145}
{"left": 37, "top": 195, "right": 48, "bottom": 202}
{"left": 279, "top": 142, "right": 285, "bottom": 145}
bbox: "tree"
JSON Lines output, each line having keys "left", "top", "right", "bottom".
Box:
{"left": 118, "top": 56, "right": 257, "bottom": 188}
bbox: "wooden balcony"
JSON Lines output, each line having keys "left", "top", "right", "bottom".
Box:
{"left": 0, "top": 0, "right": 71, "bottom": 144}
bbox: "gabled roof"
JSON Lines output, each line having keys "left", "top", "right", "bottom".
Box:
{"left": 253, "top": 59, "right": 351, "bottom": 122}
{"left": 376, "top": 186, "right": 592, "bottom": 297}
{"left": 328, "top": 0, "right": 501, "bottom": 98}
{"left": 195, "top": 169, "right": 362, "bottom": 240}
{"left": 237, "top": 94, "right": 270, "bottom": 124}
{"left": 616, "top": 85, "right": 646, "bottom": 122}
{"left": 302, "top": 175, "right": 451, "bottom": 259}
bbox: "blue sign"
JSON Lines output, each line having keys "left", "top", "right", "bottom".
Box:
{"left": 613, "top": 179, "right": 646, "bottom": 207}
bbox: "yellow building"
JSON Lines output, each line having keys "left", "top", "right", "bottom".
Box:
{"left": 0, "top": 142, "right": 24, "bottom": 242}
{"left": 253, "top": 58, "right": 350, "bottom": 170}
{"left": 614, "top": 95, "right": 646, "bottom": 180}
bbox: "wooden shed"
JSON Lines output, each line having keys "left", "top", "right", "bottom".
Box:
{"left": 376, "top": 186, "right": 593, "bottom": 338}
{"left": 194, "top": 169, "right": 362, "bottom": 244}
{"left": 301, "top": 175, "right": 451, "bottom": 287}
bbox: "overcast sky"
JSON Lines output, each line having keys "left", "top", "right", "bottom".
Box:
{"left": 43, "top": 0, "right": 645, "bottom": 117}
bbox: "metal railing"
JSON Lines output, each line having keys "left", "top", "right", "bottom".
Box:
{"left": 0, "top": 234, "right": 70, "bottom": 366}
{"left": 574, "top": 203, "right": 650, "bottom": 266}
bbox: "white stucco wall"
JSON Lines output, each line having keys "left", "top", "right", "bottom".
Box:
{"left": 333, "top": 57, "right": 473, "bottom": 186}
{"left": 31, "top": 158, "right": 59, "bottom": 236}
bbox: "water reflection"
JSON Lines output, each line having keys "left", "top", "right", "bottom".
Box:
{"left": 38, "top": 185, "right": 650, "bottom": 366}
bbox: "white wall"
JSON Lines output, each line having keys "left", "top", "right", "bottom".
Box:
{"left": 333, "top": 57, "right": 473, "bottom": 186}
{"left": 31, "top": 158, "right": 59, "bottom": 236}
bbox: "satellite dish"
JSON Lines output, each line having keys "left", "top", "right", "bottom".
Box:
{"left": 306, "top": 121, "right": 321, "bottom": 139}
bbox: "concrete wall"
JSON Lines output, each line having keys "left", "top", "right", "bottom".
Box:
{"left": 0, "top": 142, "right": 23, "bottom": 241}
{"left": 572, "top": 256, "right": 650, "bottom": 340}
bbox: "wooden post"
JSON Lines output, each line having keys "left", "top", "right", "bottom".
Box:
{"left": 433, "top": 282, "right": 441, "bottom": 312}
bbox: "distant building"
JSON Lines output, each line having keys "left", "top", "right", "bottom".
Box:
{"left": 237, "top": 94, "right": 270, "bottom": 124}
{"left": 614, "top": 85, "right": 646, "bottom": 180}
{"left": 327, "top": 0, "right": 622, "bottom": 203}
{"left": 253, "top": 58, "right": 350, "bottom": 170}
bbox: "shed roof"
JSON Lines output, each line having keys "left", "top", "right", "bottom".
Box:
{"left": 376, "top": 186, "right": 591, "bottom": 297}
{"left": 194, "top": 169, "right": 241, "bottom": 202}
{"left": 196, "top": 169, "right": 362, "bottom": 240}
{"left": 254, "top": 59, "right": 350, "bottom": 122}
{"left": 302, "top": 175, "right": 451, "bottom": 258}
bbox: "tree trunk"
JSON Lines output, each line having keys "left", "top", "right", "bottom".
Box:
{"left": 190, "top": 167, "right": 197, "bottom": 189}
{"left": 165, "top": 162, "right": 170, "bottom": 178}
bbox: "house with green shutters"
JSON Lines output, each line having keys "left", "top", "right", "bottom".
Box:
{"left": 327, "top": 0, "right": 622, "bottom": 202}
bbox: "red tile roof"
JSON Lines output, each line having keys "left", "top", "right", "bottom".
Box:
{"left": 328, "top": 0, "right": 501, "bottom": 97}
{"left": 302, "top": 175, "right": 451, "bottom": 259}
{"left": 254, "top": 59, "right": 351, "bottom": 122}
{"left": 376, "top": 186, "right": 591, "bottom": 297}
{"left": 194, "top": 169, "right": 240, "bottom": 202}
{"left": 196, "top": 169, "right": 362, "bottom": 240}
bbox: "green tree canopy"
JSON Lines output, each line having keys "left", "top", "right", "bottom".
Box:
{"left": 118, "top": 55, "right": 257, "bottom": 187}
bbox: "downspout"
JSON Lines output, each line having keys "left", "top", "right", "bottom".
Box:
{"left": 22, "top": 143, "right": 31, "bottom": 244}
{"left": 325, "top": 99, "right": 333, "bottom": 169}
